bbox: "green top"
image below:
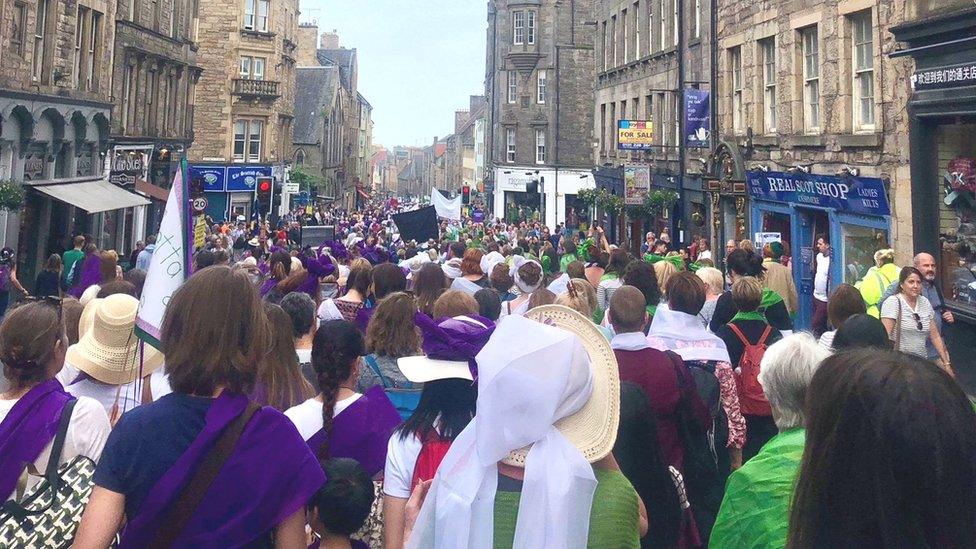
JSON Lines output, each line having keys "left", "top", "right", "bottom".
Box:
{"left": 646, "top": 304, "right": 657, "bottom": 318}
{"left": 560, "top": 254, "right": 576, "bottom": 273}
{"left": 711, "top": 429, "right": 805, "bottom": 549}
{"left": 600, "top": 273, "right": 619, "bottom": 282}
{"left": 760, "top": 288, "right": 784, "bottom": 310}
{"left": 62, "top": 248, "right": 84, "bottom": 282}
{"left": 731, "top": 310, "right": 767, "bottom": 323}
{"left": 492, "top": 469, "right": 640, "bottom": 549}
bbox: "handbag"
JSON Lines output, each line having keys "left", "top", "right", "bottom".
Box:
{"left": 893, "top": 296, "right": 903, "bottom": 350}
{"left": 0, "top": 399, "right": 95, "bottom": 549}
{"left": 364, "top": 355, "right": 421, "bottom": 421}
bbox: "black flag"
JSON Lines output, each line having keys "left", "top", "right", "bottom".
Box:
{"left": 393, "top": 206, "right": 439, "bottom": 243}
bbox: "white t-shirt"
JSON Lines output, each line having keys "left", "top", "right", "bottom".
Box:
{"left": 881, "top": 294, "right": 935, "bottom": 358}
{"left": 814, "top": 253, "right": 830, "bottom": 302}
{"left": 383, "top": 430, "right": 425, "bottom": 499}
{"left": 296, "top": 348, "right": 312, "bottom": 365}
{"left": 0, "top": 394, "right": 110, "bottom": 501}
{"left": 284, "top": 393, "right": 363, "bottom": 441}
{"left": 57, "top": 362, "right": 172, "bottom": 417}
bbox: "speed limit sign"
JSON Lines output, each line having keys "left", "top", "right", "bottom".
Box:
{"left": 191, "top": 197, "right": 208, "bottom": 214}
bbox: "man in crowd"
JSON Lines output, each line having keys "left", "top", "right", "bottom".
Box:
{"left": 136, "top": 235, "right": 156, "bottom": 271}
{"left": 811, "top": 234, "right": 831, "bottom": 337}
{"left": 763, "top": 242, "right": 798, "bottom": 315}
{"left": 62, "top": 235, "right": 86, "bottom": 287}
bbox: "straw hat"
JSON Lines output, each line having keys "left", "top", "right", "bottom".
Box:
{"left": 504, "top": 305, "right": 620, "bottom": 466}
{"left": 66, "top": 294, "right": 164, "bottom": 385}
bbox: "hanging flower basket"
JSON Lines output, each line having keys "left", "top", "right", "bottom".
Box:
{"left": 625, "top": 190, "right": 679, "bottom": 220}
{"left": 0, "top": 180, "right": 26, "bottom": 213}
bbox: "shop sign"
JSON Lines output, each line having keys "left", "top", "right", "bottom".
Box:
{"left": 746, "top": 170, "right": 890, "bottom": 216}
{"left": 23, "top": 153, "right": 45, "bottom": 181}
{"left": 683, "top": 90, "right": 710, "bottom": 148}
{"left": 617, "top": 120, "right": 654, "bottom": 150}
{"left": 226, "top": 165, "right": 272, "bottom": 192}
{"left": 911, "top": 61, "right": 976, "bottom": 91}
{"left": 189, "top": 165, "right": 226, "bottom": 192}
{"left": 624, "top": 165, "right": 650, "bottom": 205}
{"left": 109, "top": 145, "right": 152, "bottom": 189}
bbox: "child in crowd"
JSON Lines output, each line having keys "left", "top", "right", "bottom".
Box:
{"left": 308, "top": 458, "right": 375, "bottom": 549}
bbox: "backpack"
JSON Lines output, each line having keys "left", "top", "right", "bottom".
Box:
{"left": 727, "top": 324, "right": 773, "bottom": 417}
{"left": 410, "top": 431, "right": 452, "bottom": 490}
{"left": 364, "top": 355, "right": 422, "bottom": 421}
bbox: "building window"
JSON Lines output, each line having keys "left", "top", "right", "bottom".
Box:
{"left": 634, "top": 2, "right": 640, "bottom": 57}
{"left": 537, "top": 70, "right": 547, "bottom": 103}
{"left": 760, "top": 38, "right": 776, "bottom": 133}
{"left": 632, "top": 97, "right": 639, "bottom": 118}
{"left": 610, "top": 15, "right": 617, "bottom": 66}
{"left": 527, "top": 11, "right": 536, "bottom": 45}
{"left": 535, "top": 130, "right": 546, "bottom": 164}
{"left": 87, "top": 11, "right": 101, "bottom": 91}
{"left": 507, "top": 70, "right": 517, "bottom": 103}
{"left": 610, "top": 102, "right": 617, "bottom": 149}
{"left": 295, "top": 149, "right": 306, "bottom": 165}
{"left": 146, "top": 69, "right": 157, "bottom": 133}
{"left": 622, "top": 9, "right": 628, "bottom": 62}
{"left": 730, "top": 46, "right": 743, "bottom": 133}
{"left": 600, "top": 104, "right": 606, "bottom": 154}
{"left": 32, "top": 0, "right": 50, "bottom": 81}
{"left": 234, "top": 119, "right": 263, "bottom": 162}
{"left": 601, "top": 21, "right": 608, "bottom": 71}
{"left": 801, "top": 26, "right": 820, "bottom": 131}
{"left": 11, "top": 2, "right": 26, "bottom": 56}
{"left": 851, "top": 10, "right": 874, "bottom": 130}
{"left": 74, "top": 7, "right": 86, "bottom": 89}
{"left": 244, "top": 0, "right": 268, "bottom": 32}
{"left": 506, "top": 129, "right": 516, "bottom": 163}
{"left": 672, "top": 0, "right": 678, "bottom": 47}
{"left": 672, "top": 93, "right": 680, "bottom": 146}
{"left": 121, "top": 65, "right": 133, "bottom": 131}
{"left": 694, "top": 0, "right": 701, "bottom": 38}
{"left": 654, "top": 93, "right": 664, "bottom": 146}
{"left": 645, "top": 94, "right": 653, "bottom": 120}
{"left": 513, "top": 11, "right": 525, "bottom": 45}
{"left": 659, "top": 0, "right": 666, "bottom": 50}
{"left": 240, "top": 56, "right": 265, "bottom": 80}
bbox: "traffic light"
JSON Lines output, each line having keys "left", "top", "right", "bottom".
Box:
{"left": 461, "top": 185, "right": 471, "bottom": 205}
{"left": 256, "top": 177, "right": 274, "bottom": 213}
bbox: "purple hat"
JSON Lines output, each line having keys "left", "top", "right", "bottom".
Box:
{"left": 400, "top": 314, "right": 496, "bottom": 382}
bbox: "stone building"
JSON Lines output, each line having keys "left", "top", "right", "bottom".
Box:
{"left": 112, "top": 0, "right": 201, "bottom": 237}
{"left": 188, "top": 0, "right": 300, "bottom": 221}
{"left": 292, "top": 64, "right": 344, "bottom": 201}
{"left": 714, "top": 0, "right": 914, "bottom": 328}
{"left": 354, "top": 92, "right": 374, "bottom": 205}
{"left": 0, "top": 0, "right": 151, "bottom": 284}
{"left": 485, "top": 0, "right": 598, "bottom": 228}
{"left": 594, "top": 0, "right": 713, "bottom": 249}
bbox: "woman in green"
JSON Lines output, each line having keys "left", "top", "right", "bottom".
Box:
{"left": 711, "top": 333, "right": 829, "bottom": 548}
{"left": 854, "top": 248, "right": 900, "bottom": 318}
{"left": 405, "top": 309, "right": 643, "bottom": 548}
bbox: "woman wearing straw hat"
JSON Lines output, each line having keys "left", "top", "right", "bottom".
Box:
{"left": 59, "top": 294, "right": 165, "bottom": 421}
{"left": 405, "top": 306, "right": 643, "bottom": 548}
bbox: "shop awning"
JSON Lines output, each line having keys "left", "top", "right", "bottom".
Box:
{"left": 33, "top": 179, "right": 150, "bottom": 213}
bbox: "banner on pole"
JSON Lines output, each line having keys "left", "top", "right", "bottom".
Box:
{"left": 684, "top": 89, "right": 711, "bottom": 148}
{"left": 430, "top": 189, "right": 461, "bottom": 221}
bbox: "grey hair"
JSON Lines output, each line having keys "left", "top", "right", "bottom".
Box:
{"left": 758, "top": 332, "right": 830, "bottom": 431}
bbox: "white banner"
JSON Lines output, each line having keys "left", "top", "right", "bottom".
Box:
{"left": 430, "top": 189, "right": 461, "bottom": 221}
{"left": 136, "top": 168, "right": 188, "bottom": 348}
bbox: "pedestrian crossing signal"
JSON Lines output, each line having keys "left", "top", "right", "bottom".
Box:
{"left": 462, "top": 185, "right": 471, "bottom": 205}
{"left": 256, "top": 177, "right": 274, "bottom": 212}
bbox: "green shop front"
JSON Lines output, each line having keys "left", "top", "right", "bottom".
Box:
{"left": 748, "top": 170, "right": 891, "bottom": 330}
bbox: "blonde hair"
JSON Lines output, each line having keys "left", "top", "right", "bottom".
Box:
{"left": 739, "top": 239, "right": 756, "bottom": 254}
{"left": 732, "top": 276, "right": 763, "bottom": 312}
{"left": 556, "top": 279, "right": 598, "bottom": 318}
{"left": 696, "top": 267, "right": 725, "bottom": 296}
{"left": 873, "top": 248, "right": 895, "bottom": 266}
{"left": 654, "top": 261, "right": 678, "bottom": 298}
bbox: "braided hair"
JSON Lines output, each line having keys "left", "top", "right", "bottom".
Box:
{"left": 311, "top": 320, "right": 365, "bottom": 459}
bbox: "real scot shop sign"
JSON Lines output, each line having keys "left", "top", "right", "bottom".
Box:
{"left": 746, "top": 170, "right": 890, "bottom": 217}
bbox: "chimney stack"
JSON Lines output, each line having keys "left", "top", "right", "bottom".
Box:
{"left": 295, "top": 24, "right": 319, "bottom": 67}
{"left": 320, "top": 30, "right": 340, "bottom": 50}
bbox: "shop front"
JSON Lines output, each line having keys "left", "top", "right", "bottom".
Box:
{"left": 748, "top": 170, "right": 891, "bottom": 330}
{"left": 190, "top": 164, "right": 276, "bottom": 221}
{"left": 492, "top": 167, "right": 595, "bottom": 229}
{"left": 892, "top": 6, "right": 976, "bottom": 368}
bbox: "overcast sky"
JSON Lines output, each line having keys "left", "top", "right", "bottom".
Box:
{"left": 300, "top": 0, "right": 488, "bottom": 148}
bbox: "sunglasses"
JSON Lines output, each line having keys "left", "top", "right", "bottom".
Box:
{"left": 912, "top": 312, "right": 923, "bottom": 331}
{"left": 24, "top": 295, "right": 63, "bottom": 322}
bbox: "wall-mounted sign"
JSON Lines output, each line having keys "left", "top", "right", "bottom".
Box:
{"left": 684, "top": 89, "right": 710, "bottom": 148}
{"left": 76, "top": 151, "right": 94, "bottom": 177}
{"left": 226, "top": 165, "right": 272, "bottom": 192}
{"left": 617, "top": 120, "right": 654, "bottom": 151}
{"left": 109, "top": 145, "right": 153, "bottom": 189}
{"left": 911, "top": 61, "right": 976, "bottom": 91}
{"left": 23, "top": 152, "right": 45, "bottom": 181}
{"left": 189, "top": 165, "right": 227, "bottom": 192}
{"left": 624, "top": 165, "right": 650, "bottom": 205}
{"left": 746, "top": 170, "right": 891, "bottom": 217}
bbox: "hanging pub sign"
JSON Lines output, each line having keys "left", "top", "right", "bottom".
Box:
{"left": 746, "top": 170, "right": 890, "bottom": 217}
{"left": 109, "top": 145, "right": 152, "bottom": 188}
{"left": 910, "top": 61, "right": 976, "bottom": 91}
{"left": 684, "top": 89, "right": 711, "bottom": 148}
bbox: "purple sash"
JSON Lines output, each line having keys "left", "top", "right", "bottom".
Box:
{"left": 68, "top": 253, "right": 102, "bottom": 298}
{"left": 0, "top": 378, "right": 72, "bottom": 500}
{"left": 306, "top": 386, "right": 401, "bottom": 477}
{"left": 120, "top": 392, "right": 325, "bottom": 548}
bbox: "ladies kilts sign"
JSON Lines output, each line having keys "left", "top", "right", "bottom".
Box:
{"left": 746, "top": 170, "right": 890, "bottom": 216}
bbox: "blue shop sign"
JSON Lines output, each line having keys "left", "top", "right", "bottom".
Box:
{"left": 226, "top": 165, "right": 272, "bottom": 192}
{"left": 746, "top": 170, "right": 890, "bottom": 216}
{"left": 189, "top": 165, "right": 226, "bottom": 192}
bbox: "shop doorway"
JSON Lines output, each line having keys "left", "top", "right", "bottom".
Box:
{"left": 504, "top": 191, "right": 541, "bottom": 224}
{"left": 794, "top": 208, "right": 829, "bottom": 331}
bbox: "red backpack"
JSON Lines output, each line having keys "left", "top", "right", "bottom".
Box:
{"left": 728, "top": 324, "right": 773, "bottom": 417}
{"left": 410, "top": 431, "right": 453, "bottom": 489}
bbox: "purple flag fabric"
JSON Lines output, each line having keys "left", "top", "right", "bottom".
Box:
{"left": 68, "top": 253, "right": 102, "bottom": 298}
{"left": 0, "top": 378, "right": 72, "bottom": 500}
{"left": 119, "top": 392, "right": 325, "bottom": 548}
{"left": 306, "top": 386, "right": 401, "bottom": 477}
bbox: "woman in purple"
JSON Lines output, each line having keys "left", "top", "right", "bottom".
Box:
{"left": 75, "top": 266, "right": 324, "bottom": 548}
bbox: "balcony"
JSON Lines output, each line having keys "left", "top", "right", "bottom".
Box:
{"left": 232, "top": 79, "right": 280, "bottom": 99}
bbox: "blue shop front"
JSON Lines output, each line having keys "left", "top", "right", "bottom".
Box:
{"left": 189, "top": 164, "right": 274, "bottom": 221}
{"left": 747, "top": 170, "right": 891, "bottom": 330}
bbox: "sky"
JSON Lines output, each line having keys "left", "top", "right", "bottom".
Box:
{"left": 300, "top": 0, "right": 488, "bottom": 148}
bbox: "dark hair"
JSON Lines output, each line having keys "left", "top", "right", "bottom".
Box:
{"left": 163, "top": 266, "right": 269, "bottom": 396}
{"left": 898, "top": 266, "right": 923, "bottom": 293}
{"left": 815, "top": 233, "right": 828, "bottom": 246}
{"left": 311, "top": 320, "right": 365, "bottom": 459}
{"left": 609, "top": 285, "right": 648, "bottom": 333}
{"left": 826, "top": 284, "right": 866, "bottom": 329}
{"left": 366, "top": 292, "right": 421, "bottom": 357}
{"left": 489, "top": 263, "right": 514, "bottom": 293}
{"left": 605, "top": 248, "right": 631, "bottom": 277}
{"left": 832, "top": 314, "right": 891, "bottom": 351}
{"left": 399, "top": 379, "right": 477, "bottom": 442}
{"left": 280, "top": 292, "right": 316, "bottom": 338}
{"left": 474, "top": 288, "right": 502, "bottom": 321}
{"left": 268, "top": 250, "right": 292, "bottom": 282}
{"left": 62, "top": 297, "right": 84, "bottom": 345}
{"left": 788, "top": 350, "right": 976, "bottom": 547}
{"left": 666, "top": 271, "right": 706, "bottom": 315}
{"left": 623, "top": 260, "right": 662, "bottom": 307}
{"left": 256, "top": 303, "right": 314, "bottom": 411}
{"left": 449, "top": 242, "right": 466, "bottom": 259}
{"left": 563, "top": 241, "right": 577, "bottom": 257}
{"left": 193, "top": 249, "right": 217, "bottom": 271}
{"left": 413, "top": 262, "right": 447, "bottom": 316}
{"left": 346, "top": 261, "right": 373, "bottom": 295}
{"left": 310, "top": 458, "right": 376, "bottom": 537}
{"left": 566, "top": 260, "right": 585, "bottom": 279}
{"left": 726, "top": 249, "right": 765, "bottom": 278}
{"left": 432, "top": 290, "right": 479, "bottom": 319}
{"left": 43, "top": 254, "right": 62, "bottom": 273}
{"left": 123, "top": 268, "right": 147, "bottom": 298}
{"left": 371, "top": 263, "right": 407, "bottom": 301}
{"left": 0, "top": 301, "right": 65, "bottom": 389}
{"left": 614, "top": 382, "right": 682, "bottom": 547}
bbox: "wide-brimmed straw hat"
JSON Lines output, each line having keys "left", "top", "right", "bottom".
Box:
{"left": 66, "top": 294, "right": 164, "bottom": 385}
{"left": 503, "top": 304, "right": 620, "bottom": 466}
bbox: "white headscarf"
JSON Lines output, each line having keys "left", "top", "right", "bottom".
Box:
{"left": 646, "top": 303, "right": 731, "bottom": 363}
{"left": 407, "top": 316, "right": 597, "bottom": 548}
{"left": 511, "top": 256, "right": 543, "bottom": 295}
{"left": 481, "top": 251, "right": 506, "bottom": 277}
{"left": 442, "top": 258, "right": 463, "bottom": 280}
{"left": 547, "top": 272, "right": 570, "bottom": 296}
